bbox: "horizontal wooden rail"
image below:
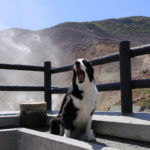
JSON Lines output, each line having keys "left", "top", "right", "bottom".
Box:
{"left": 0, "top": 79, "right": 149, "bottom": 93}
{"left": 51, "top": 44, "right": 150, "bottom": 74}
{"left": 51, "top": 79, "right": 150, "bottom": 94}
{"left": 131, "top": 44, "right": 150, "bottom": 57}
{"left": 0, "top": 44, "right": 149, "bottom": 74}
{"left": 97, "top": 82, "right": 120, "bottom": 91}
{"left": 0, "top": 86, "right": 44, "bottom": 91}
{"left": 132, "top": 79, "right": 150, "bottom": 89}
{"left": 90, "top": 53, "right": 119, "bottom": 66}
{"left": 51, "top": 87, "right": 68, "bottom": 94}
{"left": 51, "top": 83, "right": 120, "bottom": 94}
{"left": 51, "top": 65, "right": 73, "bottom": 74}
{"left": 0, "top": 64, "right": 44, "bottom": 72}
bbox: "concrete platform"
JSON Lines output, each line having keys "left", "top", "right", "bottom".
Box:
{"left": 0, "top": 111, "right": 150, "bottom": 148}
{"left": 92, "top": 112, "right": 150, "bottom": 143}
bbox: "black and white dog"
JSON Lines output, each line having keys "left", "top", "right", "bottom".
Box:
{"left": 50, "top": 59, "right": 98, "bottom": 141}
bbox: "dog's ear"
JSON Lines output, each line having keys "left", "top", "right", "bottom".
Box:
{"left": 82, "top": 60, "right": 92, "bottom": 67}
{"left": 83, "top": 60, "right": 94, "bottom": 71}
{"left": 83, "top": 59, "right": 94, "bottom": 82}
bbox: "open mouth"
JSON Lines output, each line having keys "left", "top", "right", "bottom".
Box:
{"left": 77, "top": 70, "right": 85, "bottom": 83}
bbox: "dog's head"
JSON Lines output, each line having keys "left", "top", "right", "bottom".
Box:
{"left": 73, "top": 59, "right": 94, "bottom": 84}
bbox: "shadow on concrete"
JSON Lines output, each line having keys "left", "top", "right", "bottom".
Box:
{"left": 96, "top": 135, "right": 150, "bottom": 149}
{"left": 87, "top": 140, "right": 109, "bottom": 150}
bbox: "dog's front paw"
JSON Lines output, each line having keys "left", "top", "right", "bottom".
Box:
{"left": 64, "top": 129, "right": 71, "bottom": 138}
{"left": 87, "top": 130, "right": 96, "bottom": 142}
{"left": 88, "top": 135, "right": 96, "bottom": 142}
{"left": 81, "top": 133, "right": 96, "bottom": 142}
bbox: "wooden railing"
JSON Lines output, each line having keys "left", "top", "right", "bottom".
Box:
{"left": 0, "top": 41, "right": 150, "bottom": 113}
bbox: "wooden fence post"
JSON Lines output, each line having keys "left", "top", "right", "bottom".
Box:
{"left": 119, "top": 41, "right": 133, "bottom": 113}
{"left": 44, "top": 61, "right": 52, "bottom": 111}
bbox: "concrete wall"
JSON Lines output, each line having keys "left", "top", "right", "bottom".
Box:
{"left": 0, "top": 128, "right": 117, "bottom": 150}
{"left": 0, "top": 129, "right": 17, "bottom": 150}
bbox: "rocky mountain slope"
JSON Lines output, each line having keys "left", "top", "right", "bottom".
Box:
{"left": 0, "top": 16, "right": 150, "bottom": 111}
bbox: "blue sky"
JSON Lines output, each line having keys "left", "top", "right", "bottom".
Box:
{"left": 0, "top": 0, "right": 150, "bottom": 30}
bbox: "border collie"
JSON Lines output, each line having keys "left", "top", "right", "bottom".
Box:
{"left": 50, "top": 59, "right": 98, "bottom": 141}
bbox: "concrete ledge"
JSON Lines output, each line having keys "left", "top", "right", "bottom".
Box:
{"left": 92, "top": 112, "right": 150, "bottom": 143}
{"left": 0, "top": 128, "right": 119, "bottom": 150}
{"left": 18, "top": 128, "right": 119, "bottom": 150}
{"left": 0, "top": 111, "right": 20, "bottom": 128}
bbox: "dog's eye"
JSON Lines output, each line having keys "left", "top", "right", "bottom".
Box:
{"left": 82, "top": 60, "right": 88, "bottom": 66}
{"left": 82, "top": 60, "right": 86, "bottom": 63}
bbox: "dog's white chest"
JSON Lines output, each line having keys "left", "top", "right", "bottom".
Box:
{"left": 72, "top": 82, "right": 98, "bottom": 128}
{"left": 71, "top": 85, "right": 97, "bottom": 110}
{"left": 73, "top": 108, "right": 90, "bottom": 128}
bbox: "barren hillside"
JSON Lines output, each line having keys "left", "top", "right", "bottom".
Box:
{"left": 0, "top": 16, "right": 149, "bottom": 111}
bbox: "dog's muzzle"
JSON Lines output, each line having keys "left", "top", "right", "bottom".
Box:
{"left": 76, "top": 66, "right": 85, "bottom": 83}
